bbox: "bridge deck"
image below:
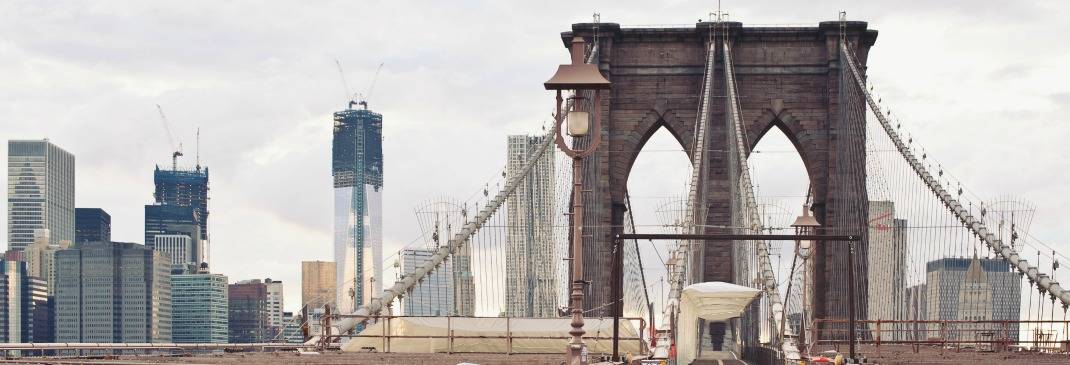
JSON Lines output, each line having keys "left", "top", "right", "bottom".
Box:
{"left": 0, "top": 353, "right": 566, "bottom": 365}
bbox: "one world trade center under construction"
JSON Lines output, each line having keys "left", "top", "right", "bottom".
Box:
{"left": 332, "top": 101, "right": 383, "bottom": 318}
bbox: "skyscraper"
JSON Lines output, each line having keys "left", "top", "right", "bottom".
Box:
{"left": 228, "top": 279, "right": 268, "bottom": 343}
{"left": 866, "top": 201, "right": 907, "bottom": 338}
{"left": 0, "top": 260, "right": 49, "bottom": 343}
{"left": 154, "top": 234, "right": 195, "bottom": 273}
{"left": 301, "top": 261, "right": 336, "bottom": 311}
{"left": 23, "top": 231, "right": 69, "bottom": 295}
{"left": 6, "top": 140, "right": 75, "bottom": 250}
{"left": 332, "top": 106, "right": 383, "bottom": 315}
{"left": 925, "top": 255, "right": 1021, "bottom": 341}
{"left": 172, "top": 273, "right": 228, "bottom": 343}
{"left": 504, "top": 135, "right": 557, "bottom": 317}
{"left": 74, "top": 208, "right": 110, "bottom": 243}
{"left": 153, "top": 165, "right": 209, "bottom": 242}
{"left": 264, "top": 279, "right": 284, "bottom": 341}
{"left": 54, "top": 241, "right": 172, "bottom": 343}
{"left": 400, "top": 249, "right": 453, "bottom": 316}
{"left": 144, "top": 204, "right": 202, "bottom": 267}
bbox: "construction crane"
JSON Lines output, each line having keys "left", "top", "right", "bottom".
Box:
{"left": 336, "top": 60, "right": 384, "bottom": 110}
{"left": 356, "top": 62, "right": 385, "bottom": 110}
{"left": 335, "top": 59, "right": 354, "bottom": 108}
{"left": 155, "top": 104, "right": 183, "bottom": 170}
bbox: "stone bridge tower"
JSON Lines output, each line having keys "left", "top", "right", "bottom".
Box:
{"left": 563, "top": 21, "right": 878, "bottom": 323}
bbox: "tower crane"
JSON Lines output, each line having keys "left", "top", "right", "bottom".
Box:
{"left": 356, "top": 62, "right": 384, "bottom": 110}
{"left": 336, "top": 60, "right": 384, "bottom": 110}
{"left": 155, "top": 104, "right": 184, "bottom": 170}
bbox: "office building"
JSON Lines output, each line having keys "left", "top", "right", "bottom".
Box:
{"left": 332, "top": 106, "right": 384, "bottom": 315}
{"left": 23, "top": 229, "right": 70, "bottom": 295}
{"left": 144, "top": 204, "right": 203, "bottom": 267}
{"left": 925, "top": 255, "right": 1021, "bottom": 341}
{"left": 74, "top": 208, "right": 110, "bottom": 243}
{"left": 154, "top": 234, "right": 195, "bottom": 273}
{"left": 0, "top": 260, "right": 49, "bottom": 343}
{"left": 229, "top": 279, "right": 269, "bottom": 343}
{"left": 504, "top": 135, "right": 557, "bottom": 317}
{"left": 153, "top": 165, "right": 209, "bottom": 243}
{"left": 172, "top": 273, "right": 228, "bottom": 343}
{"left": 7, "top": 140, "right": 75, "bottom": 250}
{"left": 866, "top": 201, "right": 907, "bottom": 339}
{"left": 400, "top": 249, "right": 453, "bottom": 316}
{"left": 265, "top": 279, "right": 284, "bottom": 340}
{"left": 301, "top": 261, "right": 335, "bottom": 311}
{"left": 54, "top": 241, "right": 172, "bottom": 343}
{"left": 904, "top": 284, "right": 928, "bottom": 340}
{"left": 281, "top": 311, "right": 303, "bottom": 343}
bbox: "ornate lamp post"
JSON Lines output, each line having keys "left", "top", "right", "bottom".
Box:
{"left": 544, "top": 35, "right": 611, "bottom": 365}
{"left": 790, "top": 206, "right": 820, "bottom": 357}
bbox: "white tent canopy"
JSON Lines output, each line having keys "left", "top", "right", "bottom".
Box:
{"left": 677, "top": 282, "right": 761, "bottom": 364}
{"left": 341, "top": 317, "right": 645, "bottom": 356}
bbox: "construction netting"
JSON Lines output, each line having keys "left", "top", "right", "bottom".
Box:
{"left": 677, "top": 282, "right": 761, "bottom": 365}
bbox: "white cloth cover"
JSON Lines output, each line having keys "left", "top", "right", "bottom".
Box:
{"left": 677, "top": 282, "right": 761, "bottom": 365}
{"left": 341, "top": 317, "right": 644, "bottom": 355}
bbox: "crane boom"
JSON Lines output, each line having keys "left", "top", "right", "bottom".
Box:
{"left": 335, "top": 59, "right": 353, "bottom": 107}
{"left": 155, "top": 104, "right": 183, "bottom": 170}
{"left": 362, "top": 62, "right": 385, "bottom": 109}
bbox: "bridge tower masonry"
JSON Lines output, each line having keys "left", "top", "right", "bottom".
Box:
{"left": 562, "top": 20, "right": 878, "bottom": 324}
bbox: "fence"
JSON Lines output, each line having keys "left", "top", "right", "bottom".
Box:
{"left": 810, "top": 319, "right": 1070, "bottom": 355}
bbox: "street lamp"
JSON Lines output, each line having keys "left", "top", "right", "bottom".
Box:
{"left": 789, "top": 205, "right": 820, "bottom": 357}
{"left": 544, "top": 35, "right": 610, "bottom": 365}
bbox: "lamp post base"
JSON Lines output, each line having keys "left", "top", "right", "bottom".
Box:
{"left": 566, "top": 279, "right": 588, "bottom": 365}
{"left": 566, "top": 343, "right": 589, "bottom": 365}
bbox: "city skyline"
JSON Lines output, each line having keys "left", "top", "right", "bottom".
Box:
{"left": 3, "top": 1, "right": 1070, "bottom": 313}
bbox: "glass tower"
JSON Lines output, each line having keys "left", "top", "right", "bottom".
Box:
{"left": 6, "top": 140, "right": 75, "bottom": 250}
{"left": 74, "top": 208, "right": 110, "bottom": 243}
{"left": 172, "top": 273, "right": 228, "bottom": 343}
{"left": 332, "top": 107, "right": 383, "bottom": 316}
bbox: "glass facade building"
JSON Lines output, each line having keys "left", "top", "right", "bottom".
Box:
{"left": 504, "top": 135, "right": 557, "bottom": 318}
{"left": 924, "top": 256, "right": 1021, "bottom": 340}
{"left": 74, "top": 208, "right": 110, "bottom": 244}
{"left": 7, "top": 140, "right": 75, "bottom": 250}
{"left": 144, "top": 204, "right": 203, "bottom": 267}
{"left": 281, "top": 312, "right": 304, "bottom": 343}
{"left": 228, "top": 279, "right": 268, "bottom": 343}
{"left": 400, "top": 249, "right": 453, "bottom": 316}
{"left": 172, "top": 273, "right": 228, "bottom": 343}
{"left": 54, "top": 241, "right": 172, "bottom": 343}
{"left": 332, "top": 107, "right": 383, "bottom": 316}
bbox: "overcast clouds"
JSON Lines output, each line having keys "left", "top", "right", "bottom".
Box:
{"left": 2, "top": 1, "right": 1069, "bottom": 312}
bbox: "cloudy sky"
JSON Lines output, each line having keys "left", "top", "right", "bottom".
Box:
{"left": 2, "top": 1, "right": 1069, "bottom": 312}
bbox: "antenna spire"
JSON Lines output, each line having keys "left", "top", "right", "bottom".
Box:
{"left": 196, "top": 127, "right": 201, "bottom": 170}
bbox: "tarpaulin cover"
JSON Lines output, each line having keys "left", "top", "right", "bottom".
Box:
{"left": 341, "top": 317, "right": 645, "bottom": 355}
{"left": 677, "top": 282, "right": 760, "bottom": 365}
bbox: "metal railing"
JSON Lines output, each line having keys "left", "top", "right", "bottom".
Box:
{"left": 810, "top": 319, "right": 1070, "bottom": 355}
